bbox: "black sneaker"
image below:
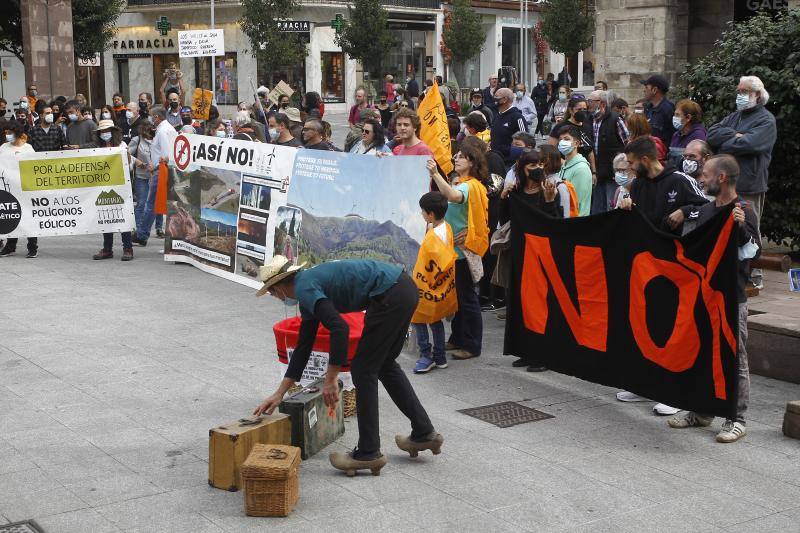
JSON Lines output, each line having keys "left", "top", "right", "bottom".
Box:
{"left": 132, "top": 236, "right": 147, "bottom": 247}
{"left": 156, "top": 229, "right": 165, "bottom": 239}
{"left": 26, "top": 250, "right": 38, "bottom": 258}
{"left": 0, "top": 248, "right": 14, "bottom": 257}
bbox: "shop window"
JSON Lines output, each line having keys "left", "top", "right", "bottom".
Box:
{"left": 321, "top": 52, "right": 344, "bottom": 103}
{"left": 256, "top": 60, "right": 306, "bottom": 104}
{"left": 153, "top": 54, "right": 182, "bottom": 105}
{"left": 195, "top": 53, "right": 239, "bottom": 106}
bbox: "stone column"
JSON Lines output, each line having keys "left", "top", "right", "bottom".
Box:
{"left": 594, "top": 0, "right": 689, "bottom": 102}
{"left": 20, "top": 0, "right": 76, "bottom": 100}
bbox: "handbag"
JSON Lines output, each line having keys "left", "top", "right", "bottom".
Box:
{"left": 489, "top": 221, "right": 511, "bottom": 255}
{"left": 461, "top": 248, "right": 484, "bottom": 284}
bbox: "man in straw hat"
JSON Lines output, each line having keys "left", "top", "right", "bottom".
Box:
{"left": 254, "top": 256, "right": 444, "bottom": 475}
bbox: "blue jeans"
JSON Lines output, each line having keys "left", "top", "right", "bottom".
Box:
{"left": 137, "top": 172, "right": 159, "bottom": 240}
{"left": 449, "top": 259, "right": 483, "bottom": 356}
{"left": 412, "top": 321, "right": 445, "bottom": 360}
{"left": 591, "top": 180, "right": 617, "bottom": 215}
{"left": 133, "top": 178, "right": 150, "bottom": 237}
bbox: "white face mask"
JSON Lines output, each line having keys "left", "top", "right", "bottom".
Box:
{"left": 20, "top": 101, "right": 29, "bottom": 110}
{"left": 269, "top": 128, "right": 278, "bottom": 141}
{"left": 558, "top": 93, "right": 567, "bottom": 103}
{"left": 5, "top": 134, "right": 15, "bottom": 143}
{"left": 672, "top": 116, "right": 683, "bottom": 130}
{"left": 126, "top": 111, "right": 134, "bottom": 120}
{"left": 68, "top": 113, "right": 78, "bottom": 122}
{"left": 736, "top": 93, "right": 755, "bottom": 111}
{"left": 44, "top": 113, "right": 54, "bottom": 124}
{"left": 215, "top": 130, "right": 226, "bottom": 138}
{"left": 557, "top": 139, "right": 574, "bottom": 156}
{"left": 515, "top": 91, "right": 524, "bottom": 99}
{"left": 99, "top": 132, "right": 113, "bottom": 142}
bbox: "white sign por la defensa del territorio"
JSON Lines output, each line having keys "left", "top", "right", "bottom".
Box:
{"left": 178, "top": 29, "right": 225, "bottom": 58}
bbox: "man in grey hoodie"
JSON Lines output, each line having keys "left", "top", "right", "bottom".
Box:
{"left": 707, "top": 75, "right": 776, "bottom": 290}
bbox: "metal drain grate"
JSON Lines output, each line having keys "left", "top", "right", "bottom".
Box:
{"left": 0, "top": 521, "right": 46, "bottom": 533}
{"left": 458, "top": 401, "right": 554, "bottom": 428}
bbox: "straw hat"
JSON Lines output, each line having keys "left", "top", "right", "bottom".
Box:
{"left": 283, "top": 107, "right": 302, "bottom": 123}
{"left": 256, "top": 255, "right": 307, "bottom": 297}
{"left": 97, "top": 119, "right": 119, "bottom": 131}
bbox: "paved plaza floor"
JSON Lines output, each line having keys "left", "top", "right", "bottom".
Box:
{"left": 1, "top": 233, "right": 799, "bottom": 533}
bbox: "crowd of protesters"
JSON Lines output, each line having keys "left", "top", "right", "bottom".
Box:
{"left": 0, "top": 70, "right": 776, "bottom": 443}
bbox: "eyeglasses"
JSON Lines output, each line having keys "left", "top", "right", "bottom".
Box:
{"left": 362, "top": 129, "right": 373, "bottom": 135}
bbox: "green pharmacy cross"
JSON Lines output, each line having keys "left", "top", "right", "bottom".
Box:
{"left": 330, "top": 14, "right": 346, "bottom": 35}
{"left": 156, "top": 16, "right": 172, "bottom": 36}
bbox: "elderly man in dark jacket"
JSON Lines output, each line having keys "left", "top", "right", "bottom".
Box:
{"left": 707, "top": 75, "right": 776, "bottom": 290}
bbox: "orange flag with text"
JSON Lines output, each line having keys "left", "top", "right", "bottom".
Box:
{"left": 417, "top": 80, "right": 454, "bottom": 175}
{"left": 411, "top": 223, "right": 459, "bottom": 324}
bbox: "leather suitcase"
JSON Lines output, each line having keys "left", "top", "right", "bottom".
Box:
{"left": 208, "top": 414, "right": 292, "bottom": 491}
{"left": 279, "top": 379, "right": 345, "bottom": 459}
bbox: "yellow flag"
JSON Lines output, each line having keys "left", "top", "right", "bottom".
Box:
{"left": 411, "top": 223, "right": 458, "bottom": 324}
{"left": 417, "top": 80, "right": 454, "bottom": 175}
{"left": 191, "top": 88, "right": 214, "bottom": 120}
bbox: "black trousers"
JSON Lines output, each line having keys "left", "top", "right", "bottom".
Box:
{"left": 3, "top": 238, "right": 38, "bottom": 253}
{"left": 349, "top": 273, "right": 435, "bottom": 454}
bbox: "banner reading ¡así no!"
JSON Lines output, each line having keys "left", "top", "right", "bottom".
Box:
{"left": 0, "top": 147, "right": 135, "bottom": 238}
{"left": 504, "top": 197, "right": 740, "bottom": 419}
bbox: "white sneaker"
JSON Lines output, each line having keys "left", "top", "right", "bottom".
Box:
{"left": 667, "top": 411, "right": 713, "bottom": 428}
{"left": 616, "top": 391, "right": 649, "bottom": 402}
{"left": 716, "top": 420, "right": 746, "bottom": 443}
{"left": 653, "top": 403, "right": 680, "bottom": 416}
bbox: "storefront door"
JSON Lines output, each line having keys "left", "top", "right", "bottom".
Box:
{"left": 195, "top": 53, "right": 239, "bottom": 105}
{"left": 320, "top": 52, "right": 344, "bottom": 103}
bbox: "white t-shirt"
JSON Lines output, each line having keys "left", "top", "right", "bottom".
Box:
{"left": 432, "top": 222, "right": 448, "bottom": 244}
{"left": 0, "top": 142, "right": 34, "bottom": 156}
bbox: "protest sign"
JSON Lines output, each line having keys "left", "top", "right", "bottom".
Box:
{"left": 191, "top": 88, "right": 214, "bottom": 120}
{"left": 163, "top": 135, "right": 429, "bottom": 288}
{"left": 178, "top": 29, "right": 225, "bottom": 58}
{"left": 268, "top": 81, "right": 294, "bottom": 107}
{"left": 505, "top": 197, "right": 740, "bottom": 419}
{"left": 418, "top": 79, "right": 453, "bottom": 175}
{"left": 0, "top": 148, "right": 135, "bottom": 238}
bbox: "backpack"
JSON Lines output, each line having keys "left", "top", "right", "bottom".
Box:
{"left": 554, "top": 178, "right": 580, "bottom": 218}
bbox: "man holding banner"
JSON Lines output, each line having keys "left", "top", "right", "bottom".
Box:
{"left": 668, "top": 154, "right": 760, "bottom": 443}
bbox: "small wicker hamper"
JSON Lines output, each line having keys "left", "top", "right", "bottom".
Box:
{"left": 241, "top": 444, "right": 301, "bottom": 517}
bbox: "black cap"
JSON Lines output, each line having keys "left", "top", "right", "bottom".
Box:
{"left": 640, "top": 74, "right": 669, "bottom": 93}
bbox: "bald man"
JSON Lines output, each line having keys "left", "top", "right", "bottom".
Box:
{"left": 490, "top": 87, "right": 529, "bottom": 165}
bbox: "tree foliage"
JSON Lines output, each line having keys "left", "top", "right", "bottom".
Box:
{"left": 539, "top": 0, "right": 594, "bottom": 57}
{"left": 72, "top": 0, "right": 127, "bottom": 60}
{"left": 335, "top": 0, "right": 396, "bottom": 78}
{"left": 442, "top": 0, "right": 484, "bottom": 64}
{"left": 0, "top": 0, "right": 22, "bottom": 62}
{"left": 680, "top": 10, "right": 800, "bottom": 248}
{"left": 442, "top": 0, "right": 484, "bottom": 86}
{"left": 240, "top": 0, "right": 308, "bottom": 86}
{"left": 0, "top": 0, "right": 125, "bottom": 62}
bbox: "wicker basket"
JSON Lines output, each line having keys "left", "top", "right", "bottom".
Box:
{"left": 241, "top": 444, "right": 301, "bottom": 517}
{"left": 343, "top": 388, "right": 357, "bottom": 418}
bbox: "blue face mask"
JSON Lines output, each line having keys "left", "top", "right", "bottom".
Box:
{"left": 672, "top": 116, "right": 683, "bottom": 130}
{"left": 509, "top": 145, "right": 525, "bottom": 160}
{"left": 736, "top": 93, "right": 752, "bottom": 111}
{"left": 557, "top": 139, "right": 574, "bottom": 156}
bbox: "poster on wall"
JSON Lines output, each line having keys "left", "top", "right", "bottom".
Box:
{"left": 0, "top": 148, "right": 135, "bottom": 238}
{"left": 164, "top": 134, "right": 430, "bottom": 288}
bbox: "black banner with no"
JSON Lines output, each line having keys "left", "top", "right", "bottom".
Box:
{"left": 504, "top": 197, "right": 740, "bottom": 419}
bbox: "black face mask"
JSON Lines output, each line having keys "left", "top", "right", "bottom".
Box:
{"left": 280, "top": 103, "right": 289, "bottom": 109}
{"left": 181, "top": 116, "right": 192, "bottom": 125}
{"left": 0, "top": 109, "right": 5, "bottom": 117}
{"left": 574, "top": 110, "right": 589, "bottom": 123}
{"left": 169, "top": 101, "right": 179, "bottom": 109}
{"left": 527, "top": 168, "right": 544, "bottom": 182}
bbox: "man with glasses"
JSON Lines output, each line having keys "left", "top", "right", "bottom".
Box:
{"left": 301, "top": 119, "right": 337, "bottom": 151}
{"left": 587, "top": 89, "right": 629, "bottom": 214}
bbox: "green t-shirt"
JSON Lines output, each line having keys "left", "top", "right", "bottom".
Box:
{"left": 294, "top": 260, "right": 403, "bottom": 317}
{"left": 444, "top": 182, "right": 470, "bottom": 259}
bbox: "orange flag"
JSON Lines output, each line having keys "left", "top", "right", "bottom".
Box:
{"left": 417, "top": 80, "right": 454, "bottom": 175}
{"left": 154, "top": 161, "right": 169, "bottom": 216}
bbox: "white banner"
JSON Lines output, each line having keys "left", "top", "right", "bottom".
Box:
{"left": 0, "top": 147, "right": 135, "bottom": 238}
{"left": 178, "top": 29, "right": 225, "bottom": 58}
